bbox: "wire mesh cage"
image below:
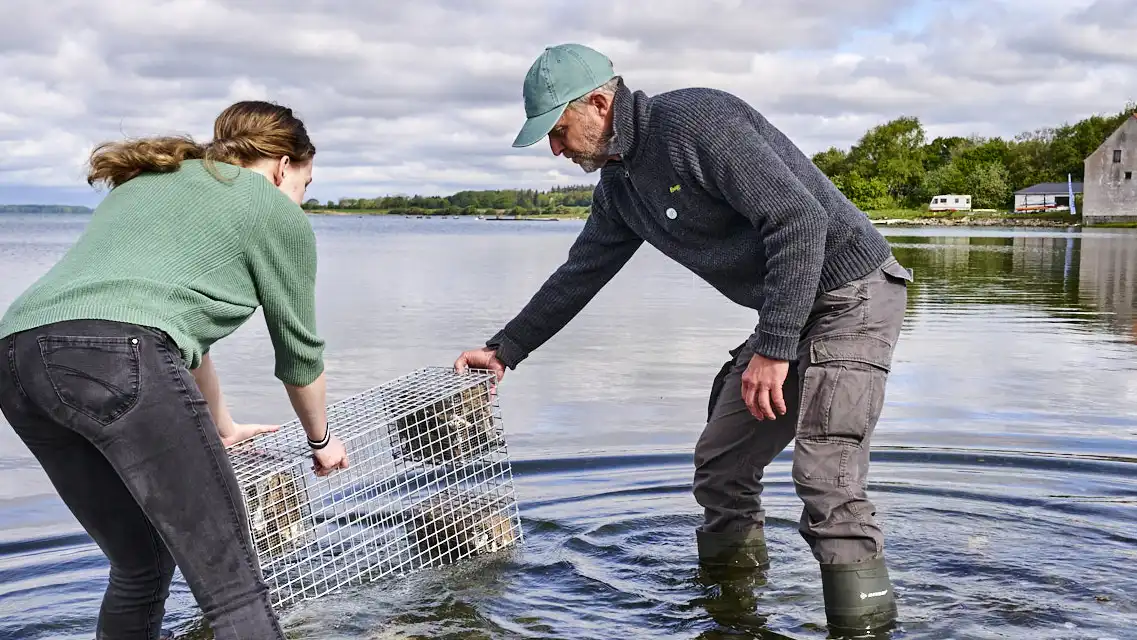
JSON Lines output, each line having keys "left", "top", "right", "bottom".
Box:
{"left": 226, "top": 367, "right": 523, "bottom": 611}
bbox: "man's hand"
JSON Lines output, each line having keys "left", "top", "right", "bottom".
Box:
{"left": 221, "top": 423, "right": 280, "bottom": 447}
{"left": 741, "top": 354, "right": 790, "bottom": 421}
{"left": 454, "top": 347, "right": 506, "bottom": 382}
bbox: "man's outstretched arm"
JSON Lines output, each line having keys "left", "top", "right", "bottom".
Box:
{"left": 456, "top": 191, "right": 642, "bottom": 377}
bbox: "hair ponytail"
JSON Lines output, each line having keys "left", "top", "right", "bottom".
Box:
{"left": 87, "top": 136, "right": 204, "bottom": 189}
{"left": 85, "top": 100, "right": 315, "bottom": 190}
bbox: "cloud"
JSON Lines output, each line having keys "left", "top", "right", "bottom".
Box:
{"left": 1, "top": 0, "right": 1135, "bottom": 206}
{"left": 1009, "top": 0, "right": 1137, "bottom": 66}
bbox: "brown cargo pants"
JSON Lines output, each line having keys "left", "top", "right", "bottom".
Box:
{"left": 693, "top": 255, "right": 911, "bottom": 566}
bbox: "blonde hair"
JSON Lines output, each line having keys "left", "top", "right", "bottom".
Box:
{"left": 86, "top": 100, "right": 316, "bottom": 189}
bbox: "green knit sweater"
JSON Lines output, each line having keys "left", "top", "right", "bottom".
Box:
{"left": 0, "top": 159, "right": 325, "bottom": 386}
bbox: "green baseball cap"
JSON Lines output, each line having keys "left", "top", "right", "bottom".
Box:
{"left": 513, "top": 43, "right": 615, "bottom": 148}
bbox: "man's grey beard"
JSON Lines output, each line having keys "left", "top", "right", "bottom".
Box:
{"left": 576, "top": 157, "right": 604, "bottom": 173}
{"left": 573, "top": 133, "right": 616, "bottom": 174}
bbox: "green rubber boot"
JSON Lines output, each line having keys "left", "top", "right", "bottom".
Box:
{"left": 696, "top": 527, "right": 770, "bottom": 570}
{"left": 820, "top": 557, "right": 898, "bottom": 634}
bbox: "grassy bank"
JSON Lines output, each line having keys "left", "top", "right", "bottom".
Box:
{"left": 1084, "top": 220, "right": 1137, "bottom": 228}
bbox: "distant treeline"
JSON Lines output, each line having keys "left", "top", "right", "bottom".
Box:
{"left": 0, "top": 204, "right": 92, "bottom": 213}
{"left": 812, "top": 104, "right": 1136, "bottom": 211}
{"left": 306, "top": 104, "right": 1136, "bottom": 216}
{"left": 303, "top": 184, "right": 593, "bottom": 216}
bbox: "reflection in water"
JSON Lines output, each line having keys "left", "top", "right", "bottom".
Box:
{"left": 690, "top": 565, "right": 770, "bottom": 635}
{"left": 885, "top": 228, "right": 1137, "bottom": 344}
{"left": 1080, "top": 232, "right": 1137, "bottom": 340}
{"left": 0, "top": 216, "right": 1134, "bottom": 639}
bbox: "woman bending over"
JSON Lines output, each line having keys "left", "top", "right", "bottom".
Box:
{"left": 0, "top": 100, "right": 348, "bottom": 639}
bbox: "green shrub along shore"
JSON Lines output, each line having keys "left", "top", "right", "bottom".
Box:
{"left": 301, "top": 185, "right": 595, "bottom": 220}
{"left": 303, "top": 204, "right": 592, "bottom": 220}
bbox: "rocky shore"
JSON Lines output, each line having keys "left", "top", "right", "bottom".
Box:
{"left": 871, "top": 216, "right": 1081, "bottom": 228}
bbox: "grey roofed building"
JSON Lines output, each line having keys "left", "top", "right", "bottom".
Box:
{"left": 1014, "top": 182, "right": 1082, "bottom": 213}
{"left": 1014, "top": 182, "right": 1084, "bottom": 195}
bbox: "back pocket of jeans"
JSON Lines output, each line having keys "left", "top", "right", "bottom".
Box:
{"left": 37, "top": 336, "right": 141, "bottom": 425}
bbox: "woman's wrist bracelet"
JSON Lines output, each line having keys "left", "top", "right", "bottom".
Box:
{"left": 308, "top": 423, "right": 331, "bottom": 450}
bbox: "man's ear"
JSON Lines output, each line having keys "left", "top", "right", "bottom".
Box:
{"left": 590, "top": 91, "right": 613, "bottom": 119}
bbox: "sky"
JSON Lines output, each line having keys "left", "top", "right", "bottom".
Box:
{"left": 2, "top": 0, "right": 1136, "bottom": 207}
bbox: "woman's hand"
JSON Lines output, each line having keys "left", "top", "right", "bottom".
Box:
{"left": 221, "top": 423, "right": 280, "bottom": 447}
{"left": 311, "top": 434, "right": 349, "bottom": 477}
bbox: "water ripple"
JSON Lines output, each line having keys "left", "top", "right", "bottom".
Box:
{"left": 2, "top": 219, "right": 1136, "bottom": 639}
{"left": 1, "top": 450, "right": 1134, "bottom": 639}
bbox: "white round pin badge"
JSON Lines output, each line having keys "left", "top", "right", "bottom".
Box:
{"left": 665, "top": 208, "right": 678, "bottom": 219}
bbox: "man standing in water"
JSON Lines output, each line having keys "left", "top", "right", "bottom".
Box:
{"left": 455, "top": 43, "right": 911, "bottom": 634}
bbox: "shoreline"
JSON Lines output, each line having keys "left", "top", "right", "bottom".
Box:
{"left": 303, "top": 208, "right": 589, "bottom": 221}
{"left": 303, "top": 208, "right": 1120, "bottom": 228}
{"left": 869, "top": 216, "right": 1083, "bottom": 228}
{"left": 15, "top": 207, "right": 1122, "bottom": 229}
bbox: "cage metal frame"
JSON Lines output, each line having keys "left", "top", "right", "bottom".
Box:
{"left": 225, "top": 366, "right": 523, "bottom": 611}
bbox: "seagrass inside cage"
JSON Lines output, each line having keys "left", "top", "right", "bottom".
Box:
{"left": 406, "top": 487, "right": 522, "bottom": 566}
{"left": 225, "top": 366, "right": 523, "bottom": 612}
{"left": 240, "top": 455, "right": 311, "bottom": 558}
{"left": 391, "top": 383, "right": 502, "bottom": 465}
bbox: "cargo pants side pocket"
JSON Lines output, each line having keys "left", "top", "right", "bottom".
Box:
{"left": 792, "top": 332, "right": 894, "bottom": 563}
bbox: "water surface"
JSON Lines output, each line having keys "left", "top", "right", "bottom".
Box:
{"left": 1, "top": 214, "right": 1134, "bottom": 639}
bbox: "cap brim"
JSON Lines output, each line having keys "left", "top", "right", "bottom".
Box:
{"left": 512, "top": 103, "right": 568, "bottom": 148}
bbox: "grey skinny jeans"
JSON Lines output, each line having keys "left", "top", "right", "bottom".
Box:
{"left": 0, "top": 319, "right": 284, "bottom": 640}
{"left": 693, "top": 256, "right": 911, "bottom": 566}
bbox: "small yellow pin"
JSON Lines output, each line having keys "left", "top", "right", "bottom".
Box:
{"left": 669, "top": 184, "right": 681, "bottom": 193}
